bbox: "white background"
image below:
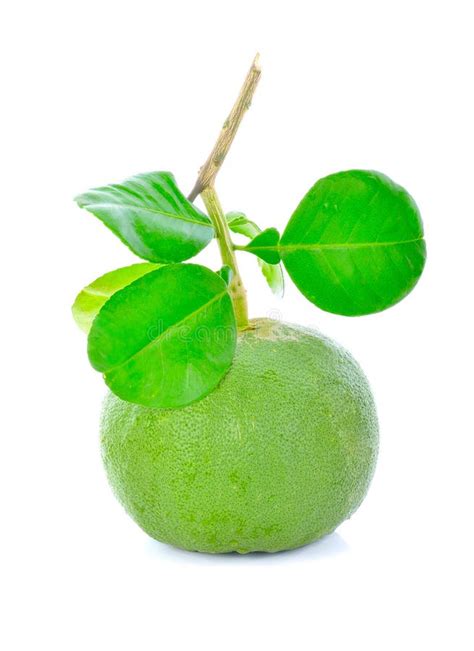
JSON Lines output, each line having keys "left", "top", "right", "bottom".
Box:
{"left": 1, "top": 1, "right": 473, "bottom": 649}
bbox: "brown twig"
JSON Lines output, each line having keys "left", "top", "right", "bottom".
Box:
{"left": 188, "top": 54, "right": 261, "bottom": 201}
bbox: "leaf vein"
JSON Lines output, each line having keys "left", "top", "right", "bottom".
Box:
{"left": 277, "top": 237, "right": 424, "bottom": 253}
{"left": 80, "top": 202, "right": 213, "bottom": 229}
{"left": 105, "top": 290, "right": 228, "bottom": 374}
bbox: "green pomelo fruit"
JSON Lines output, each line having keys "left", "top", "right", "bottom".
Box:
{"left": 101, "top": 318, "right": 378, "bottom": 553}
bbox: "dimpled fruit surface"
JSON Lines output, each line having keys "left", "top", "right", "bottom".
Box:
{"left": 101, "top": 318, "right": 378, "bottom": 553}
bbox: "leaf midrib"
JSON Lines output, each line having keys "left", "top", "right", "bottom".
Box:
{"left": 82, "top": 287, "right": 112, "bottom": 298}
{"left": 105, "top": 290, "right": 227, "bottom": 374}
{"left": 253, "top": 236, "right": 424, "bottom": 253}
{"left": 82, "top": 201, "right": 213, "bottom": 230}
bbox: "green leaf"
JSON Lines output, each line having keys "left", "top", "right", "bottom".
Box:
{"left": 242, "top": 228, "right": 281, "bottom": 264}
{"left": 87, "top": 264, "right": 237, "bottom": 408}
{"left": 75, "top": 171, "right": 213, "bottom": 263}
{"left": 259, "top": 262, "right": 284, "bottom": 299}
{"left": 280, "top": 170, "right": 426, "bottom": 316}
{"left": 227, "top": 213, "right": 284, "bottom": 297}
{"left": 226, "top": 212, "right": 261, "bottom": 239}
{"left": 217, "top": 265, "right": 233, "bottom": 286}
{"left": 72, "top": 263, "right": 161, "bottom": 334}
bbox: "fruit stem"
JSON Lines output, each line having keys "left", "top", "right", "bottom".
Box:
{"left": 201, "top": 186, "right": 249, "bottom": 329}
{"left": 188, "top": 54, "right": 261, "bottom": 329}
{"left": 188, "top": 54, "right": 261, "bottom": 202}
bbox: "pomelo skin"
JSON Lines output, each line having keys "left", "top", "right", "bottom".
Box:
{"left": 101, "top": 318, "right": 378, "bottom": 553}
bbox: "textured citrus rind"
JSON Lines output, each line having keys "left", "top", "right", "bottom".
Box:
{"left": 101, "top": 319, "right": 378, "bottom": 553}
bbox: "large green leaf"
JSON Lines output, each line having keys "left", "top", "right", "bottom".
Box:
{"left": 72, "top": 263, "right": 161, "bottom": 334}
{"left": 75, "top": 172, "right": 213, "bottom": 263}
{"left": 280, "top": 170, "right": 426, "bottom": 316}
{"left": 88, "top": 264, "right": 236, "bottom": 408}
{"left": 226, "top": 212, "right": 284, "bottom": 297}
